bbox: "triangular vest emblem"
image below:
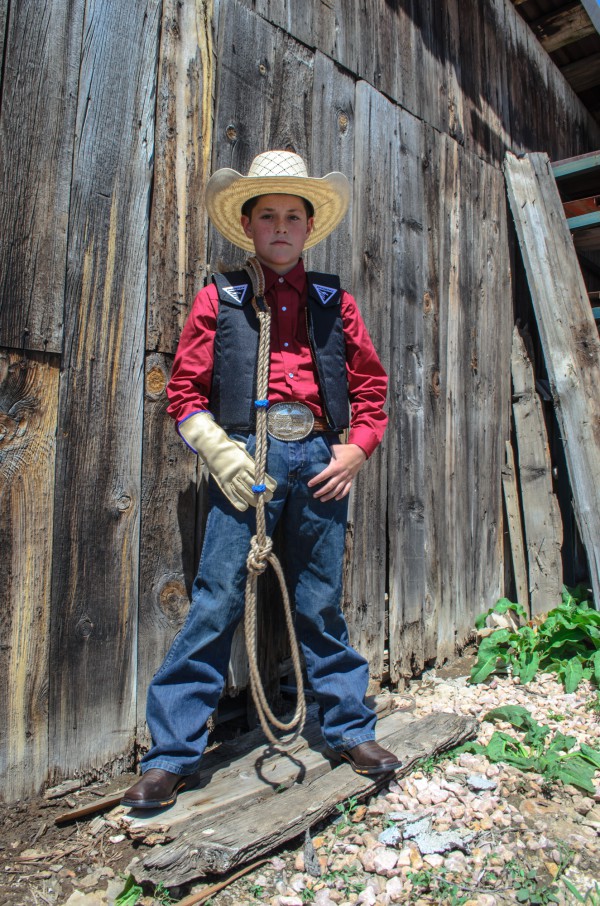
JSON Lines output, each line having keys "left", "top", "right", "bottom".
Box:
{"left": 222, "top": 284, "right": 248, "bottom": 304}
{"left": 313, "top": 284, "right": 337, "bottom": 305}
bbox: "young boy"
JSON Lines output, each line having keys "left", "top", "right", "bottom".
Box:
{"left": 122, "top": 151, "right": 401, "bottom": 810}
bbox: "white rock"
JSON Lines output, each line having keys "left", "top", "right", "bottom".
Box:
{"left": 277, "top": 897, "right": 303, "bottom": 906}
{"left": 313, "top": 892, "right": 337, "bottom": 906}
{"left": 357, "top": 888, "right": 377, "bottom": 905}
{"left": 373, "top": 848, "right": 399, "bottom": 875}
{"left": 385, "top": 876, "right": 404, "bottom": 902}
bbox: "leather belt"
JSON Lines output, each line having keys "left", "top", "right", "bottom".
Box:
{"left": 266, "top": 401, "right": 330, "bottom": 441}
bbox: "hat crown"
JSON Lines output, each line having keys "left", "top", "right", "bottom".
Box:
{"left": 247, "top": 151, "right": 309, "bottom": 180}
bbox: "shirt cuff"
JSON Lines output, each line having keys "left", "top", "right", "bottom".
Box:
{"left": 348, "top": 426, "right": 379, "bottom": 459}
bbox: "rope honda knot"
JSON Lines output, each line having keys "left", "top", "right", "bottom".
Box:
{"left": 247, "top": 534, "right": 273, "bottom": 575}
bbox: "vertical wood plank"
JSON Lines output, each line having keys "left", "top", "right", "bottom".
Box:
{"left": 462, "top": 154, "right": 509, "bottom": 622}
{"left": 0, "top": 351, "right": 59, "bottom": 798}
{"left": 137, "top": 354, "right": 196, "bottom": 734}
{"left": 0, "top": 0, "right": 8, "bottom": 89}
{"left": 49, "top": 0, "right": 161, "bottom": 780}
{"left": 147, "top": 0, "right": 214, "bottom": 354}
{"left": 307, "top": 52, "right": 355, "bottom": 289}
{"left": 0, "top": 0, "right": 84, "bottom": 352}
{"left": 426, "top": 137, "right": 510, "bottom": 664}
{"left": 387, "top": 107, "right": 426, "bottom": 685}
{"left": 502, "top": 440, "right": 530, "bottom": 615}
{"left": 347, "top": 81, "right": 393, "bottom": 683}
{"left": 511, "top": 326, "right": 563, "bottom": 614}
{"left": 505, "top": 151, "right": 600, "bottom": 608}
{"left": 139, "top": 0, "right": 215, "bottom": 743}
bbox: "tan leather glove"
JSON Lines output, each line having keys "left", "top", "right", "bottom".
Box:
{"left": 179, "top": 414, "right": 277, "bottom": 512}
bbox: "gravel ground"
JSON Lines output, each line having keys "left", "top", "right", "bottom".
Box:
{"left": 2, "top": 664, "right": 600, "bottom": 905}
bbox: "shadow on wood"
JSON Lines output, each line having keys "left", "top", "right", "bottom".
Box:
{"left": 119, "top": 707, "right": 477, "bottom": 887}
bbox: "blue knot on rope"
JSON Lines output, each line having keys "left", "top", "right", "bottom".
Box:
{"left": 252, "top": 483, "right": 267, "bottom": 494}
{"left": 254, "top": 399, "right": 269, "bottom": 408}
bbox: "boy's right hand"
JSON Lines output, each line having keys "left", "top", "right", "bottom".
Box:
{"left": 178, "top": 414, "right": 277, "bottom": 512}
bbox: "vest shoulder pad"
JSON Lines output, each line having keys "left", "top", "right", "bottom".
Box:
{"left": 212, "top": 270, "right": 253, "bottom": 307}
{"left": 307, "top": 271, "right": 342, "bottom": 307}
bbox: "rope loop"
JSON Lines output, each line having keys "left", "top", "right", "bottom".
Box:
{"left": 241, "top": 256, "right": 307, "bottom": 748}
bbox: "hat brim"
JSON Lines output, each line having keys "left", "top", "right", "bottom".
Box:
{"left": 205, "top": 169, "right": 350, "bottom": 251}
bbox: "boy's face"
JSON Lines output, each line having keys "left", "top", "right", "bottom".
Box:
{"left": 240, "top": 194, "right": 314, "bottom": 274}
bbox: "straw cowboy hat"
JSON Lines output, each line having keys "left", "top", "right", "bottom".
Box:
{"left": 205, "top": 150, "right": 350, "bottom": 251}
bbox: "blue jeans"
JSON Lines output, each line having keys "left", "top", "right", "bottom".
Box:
{"left": 141, "top": 432, "right": 377, "bottom": 776}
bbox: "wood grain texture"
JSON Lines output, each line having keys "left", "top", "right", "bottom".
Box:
{"left": 0, "top": 351, "right": 59, "bottom": 798}
{"left": 48, "top": 0, "right": 161, "bottom": 779}
{"left": 147, "top": 0, "right": 214, "bottom": 354}
{"left": 0, "top": 0, "right": 84, "bottom": 352}
{"left": 137, "top": 354, "right": 197, "bottom": 734}
{"left": 236, "top": 0, "right": 600, "bottom": 165}
{"left": 306, "top": 52, "right": 355, "bottom": 289}
{"left": 348, "top": 81, "right": 393, "bottom": 684}
{"left": 0, "top": 0, "right": 7, "bottom": 92}
{"left": 505, "top": 152, "right": 600, "bottom": 608}
{"left": 387, "top": 107, "right": 427, "bottom": 684}
{"left": 502, "top": 440, "right": 530, "bottom": 615}
{"left": 134, "top": 710, "right": 477, "bottom": 885}
{"left": 511, "top": 327, "right": 563, "bottom": 615}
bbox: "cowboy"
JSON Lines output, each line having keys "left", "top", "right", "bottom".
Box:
{"left": 122, "top": 151, "right": 401, "bottom": 810}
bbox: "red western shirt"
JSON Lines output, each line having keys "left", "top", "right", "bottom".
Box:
{"left": 166, "top": 259, "right": 388, "bottom": 458}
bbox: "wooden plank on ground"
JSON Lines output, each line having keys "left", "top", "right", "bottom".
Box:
{"left": 147, "top": 0, "right": 214, "bottom": 354}
{"left": 347, "top": 80, "right": 393, "bottom": 684}
{"left": 511, "top": 326, "right": 563, "bottom": 615}
{"left": 504, "top": 152, "right": 600, "bottom": 606}
{"left": 131, "top": 709, "right": 477, "bottom": 886}
{"left": 0, "top": 0, "right": 83, "bottom": 352}
{"left": 502, "top": 440, "right": 530, "bottom": 616}
{"left": 48, "top": 0, "right": 161, "bottom": 780}
{"left": 0, "top": 351, "right": 59, "bottom": 799}
{"left": 120, "top": 695, "right": 397, "bottom": 837}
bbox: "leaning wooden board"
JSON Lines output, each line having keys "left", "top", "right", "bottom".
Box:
{"left": 128, "top": 710, "right": 477, "bottom": 887}
{"left": 505, "top": 152, "right": 600, "bottom": 608}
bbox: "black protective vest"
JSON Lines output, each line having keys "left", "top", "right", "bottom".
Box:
{"left": 210, "top": 270, "right": 350, "bottom": 431}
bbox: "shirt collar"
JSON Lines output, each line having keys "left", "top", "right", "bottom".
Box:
{"left": 262, "top": 258, "right": 307, "bottom": 294}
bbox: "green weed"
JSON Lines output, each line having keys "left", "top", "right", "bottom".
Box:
{"left": 471, "top": 585, "right": 600, "bottom": 692}
{"left": 455, "top": 704, "right": 600, "bottom": 793}
{"left": 115, "top": 875, "right": 143, "bottom": 906}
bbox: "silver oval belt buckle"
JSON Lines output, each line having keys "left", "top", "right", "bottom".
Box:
{"left": 266, "top": 401, "right": 314, "bottom": 441}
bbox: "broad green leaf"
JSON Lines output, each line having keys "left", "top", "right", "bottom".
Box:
{"left": 551, "top": 755, "right": 596, "bottom": 793}
{"left": 563, "top": 657, "right": 584, "bottom": 693}
{"left": 592, "top": 651, "right": 600, "bottom": 685}
{"left": 545, "top": 731, "right": 576, "bottom": 756}
{"left": 515, "top": 649, "right": 540, "bottom": 684}
{"left": 578, "top": 742, "right": 600, "bottom": 768}
{"left": 470, "top": 631, "right": 511, "bottom": 683}
{"left": 484, "top": 705, "right": 547, "bottom": 738}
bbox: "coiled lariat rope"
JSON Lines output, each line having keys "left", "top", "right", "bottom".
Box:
{"left": 242, "top": 256, "right": 306, "bottom": 747}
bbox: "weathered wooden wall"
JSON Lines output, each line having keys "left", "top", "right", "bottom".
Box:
{"left": 1, "top": 0, "right": 599, "bottom": 800}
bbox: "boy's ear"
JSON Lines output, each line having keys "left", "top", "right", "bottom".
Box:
{"left": 306, "top": 216, "right": 314, "bottom": 238}
{"left": 241, "top": 214, "right": 253, "bottom": 239}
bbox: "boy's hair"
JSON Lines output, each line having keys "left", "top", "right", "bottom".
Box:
{"left": 241, "top": 194, "right": 315, "bottom": 220}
